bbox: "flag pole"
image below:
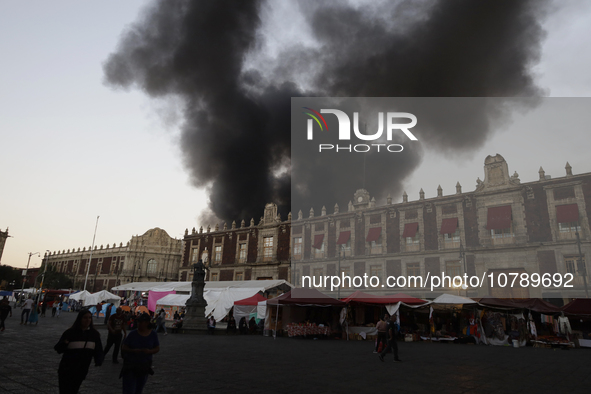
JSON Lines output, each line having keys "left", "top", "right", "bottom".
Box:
{"left": 83, "top": 216, "right": 100, "bottom": 291}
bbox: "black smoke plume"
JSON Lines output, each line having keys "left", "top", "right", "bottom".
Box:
{"left": 104, "top": 0, "right": 548, "bottom": 224}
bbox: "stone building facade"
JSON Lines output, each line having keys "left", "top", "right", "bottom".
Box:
{"left": 180, "top": 203, "right": 292, "bottom": 284}
{"left": 291, "top": 155, "right": 591, "bottom": 304}
{"left": 45, "top": 228, "right": 183, "bottom": 291}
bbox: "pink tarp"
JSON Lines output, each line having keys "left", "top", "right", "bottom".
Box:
{"left": 148, "top": 290, "right": 176, "bottom": 312}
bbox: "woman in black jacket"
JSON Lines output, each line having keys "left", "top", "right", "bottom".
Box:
{"left": 54, "top": 309, "right": 104, "bottom": 394}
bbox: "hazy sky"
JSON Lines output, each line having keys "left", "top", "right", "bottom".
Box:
{"left": 1, "top": 1, "right": 591, "bottom": 269}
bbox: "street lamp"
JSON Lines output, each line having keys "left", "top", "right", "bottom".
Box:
{"left": 19, "top": 252, "right": 40, "bottom": 305}
{"left": 459, "top": 242, "right": 468, "bottom": 296}
{"left": 337, "top": 244, "right": 345, "bottom": 300}
{"left": 575, "top": 230, "right": 589, "bottom": 298}
{"left": 35, "top": 250, "right": 51, "bottom": 305}
{"left": 83, "top": 216, "right": 100, "bottom": 291}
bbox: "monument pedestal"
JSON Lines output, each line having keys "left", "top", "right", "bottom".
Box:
{"left": 182, "top": 259, "right": 208, "bottom": 334}
{"left": 182, "top": 301, "right": 208, "bottom": 334}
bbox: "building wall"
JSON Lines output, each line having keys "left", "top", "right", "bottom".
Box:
{"left": 45, "top": 228, "right": 183, "bottom": 291}
{"left": 290, "top": 155, "right": 591, "bottom": 304}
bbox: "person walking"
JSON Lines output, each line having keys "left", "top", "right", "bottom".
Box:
{"left": 154, "top": 309, "right": 167, "bottom": 335}
{"left": 375, "top": 313, "right": 389, "bottom": 353}
{"left": 41, "top": 301, "right": 47, "bottom": 317}
{"left": 21, "top": 297, "right": 34, "bottom": 325}
{"left": 104, "top": 307, "right": 127, "bottom": 364}
{"left": 0, "top": 296, "right": 13, "bottom": 331}
{"left": 121, "top": 313, "right": 160, "bottom": 394}
{"left": 207, "top": 315, "right": 216, "bottom": 335}
{"left": 54, "top": 309, "right": 104, "bottom": 394}
{"left": 28, "top": 301, "right": 40, "bottom": 325}
{"left": 378, "top": 314, "right": 401, "bottom": 363}
{"left": 52, "top": 301, "right": 57, "bottom": 317}
{"left": 56, "top": 301, "right": 62, "bottom": 318}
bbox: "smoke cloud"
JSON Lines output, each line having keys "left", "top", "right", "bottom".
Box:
{"left": 103, "top": 0, "right": 549, "bottom": 224}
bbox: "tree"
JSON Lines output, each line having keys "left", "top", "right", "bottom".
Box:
{"left": 0, "top": 265, "right": 23, "bottom": 290}
{"left": 39, "top": 264, "right": 73, "bottom": 289}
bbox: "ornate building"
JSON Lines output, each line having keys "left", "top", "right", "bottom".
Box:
{"left": 290, "top": 155, "right": 591, "bottom": 304}
{"left": 45, "top": 228, "right": 183, "bottom": 291}
{"left": 180, "top": 203, "right": 292, "bottom": 283}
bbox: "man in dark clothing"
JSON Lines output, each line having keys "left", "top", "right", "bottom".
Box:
{"left": 103, "top": 307, "right": 126, "bottom": 364}
{"left": 0, "top": 297, "right": 12, "bottom": 331}
{"left": 378, "top": 314, "right": 401, "bottom": 362}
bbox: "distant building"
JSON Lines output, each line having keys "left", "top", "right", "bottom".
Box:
{"left": 290, "top": 155, "right": 590, "bottom": 304}
{"left": 45, "top": 228, "right": 183, "bottom": 291}
{"left": 180, "top": 203, "right": 291, "bottom": 283}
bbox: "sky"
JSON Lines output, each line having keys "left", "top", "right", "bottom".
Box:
{"left": 1, "top": 0, "right": 591, "bottom": 269}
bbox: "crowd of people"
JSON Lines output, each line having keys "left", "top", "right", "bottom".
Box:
{"left": 54, "top": 307, "right": 162, "bottom": 394}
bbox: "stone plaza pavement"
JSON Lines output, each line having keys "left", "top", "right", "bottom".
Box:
{"left": 1, "top": 311, "right": 590, "bottom": 394}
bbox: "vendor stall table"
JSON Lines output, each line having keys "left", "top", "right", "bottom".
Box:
{"left": 286, "top": 323, "right": 330, "bottom": 337}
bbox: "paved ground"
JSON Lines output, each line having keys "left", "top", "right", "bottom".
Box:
{"left": 1, "top": 311, "right": 590, "bottom": 394}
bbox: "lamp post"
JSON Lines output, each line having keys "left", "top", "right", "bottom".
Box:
{"left": 19, "top": 252, "right": 40, "bottom": 305}
{"left": 459, "top": 242, "right": 468, "bottom": 296}
{"left": 83, "top": 216, "right": 100, "bottom": 291}
{"left": 35, "top": 250, "right": 52, "bottom": 304}
{"left": 337, "top": 246, "right": 342, "bottom": 300}
{"left": 575, "top": 231, "right": 589, "bottom": 298}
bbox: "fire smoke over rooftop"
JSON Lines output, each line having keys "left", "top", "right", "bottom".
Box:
{"left": 103, "top": 0, "right": 549, "bottom": 224}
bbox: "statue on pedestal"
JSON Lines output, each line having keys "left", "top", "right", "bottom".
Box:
{"left": 183, "top": 259, "right": 208, "bottom": 332}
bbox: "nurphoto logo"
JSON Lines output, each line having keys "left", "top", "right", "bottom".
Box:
{"left": 303, "top": 107, "right": 418, "bottom": 153}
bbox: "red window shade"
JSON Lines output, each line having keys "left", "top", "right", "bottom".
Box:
{"left": 312, "top": 234, "right": 324, "bottom": 249}
{"left": 440, "top": 218, "right": 458, "bottom": 235}
{"left": 486, "top": 206, "right": 512, "bottom": 230}
{"left": 366, "top": 227, "right": 382, "bottom": 242}
{"left": 402, "top": 223, "right": 418, "bottom": 238}
{"left": 336, "top": 231, "right": 351, "bottom": 245}
{"left": 556, "top": 204, "right": 579, "bottom": 223}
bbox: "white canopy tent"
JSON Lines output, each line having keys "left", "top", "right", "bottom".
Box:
{"left": 116, "top": 280, "right": 292, "bottom": 321}
{"left": 155, "top": 294, "right": 190, "bottom": 307}
{"left": 69, "top": 290, "right": 92, "bottom": 304}
{"left": 84, "top": 290, "right": 121, "bottom": 307}
{"left": 111, "top": 279, "right": 291, "bottom": 294}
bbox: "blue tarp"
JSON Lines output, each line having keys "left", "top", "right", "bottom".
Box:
{"left": 0, "top": 291, "right": 13, "bottom": 297}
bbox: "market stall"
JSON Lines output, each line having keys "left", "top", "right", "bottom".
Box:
{"left": 476, "top": 298, "right": 564, "bottom": 347}
{"left": 341, "top": 291, "right": 428, "bottom": 340}
{"left": 233, "top": 293, "right": 267, "bottom": 326}
{"left": 267, "top": 288, "right": 345, "bottom": 338}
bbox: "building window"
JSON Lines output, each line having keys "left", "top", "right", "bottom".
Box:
{"left": 211, "top": 272, "right": 218, "bottom": 281}
{"left": 191, "top": 248, "right": 199, "bottom": 262}
{"left": 487, "top": 206, "right": 514, "bottom": 245}
{"left": 445, "top": 261, "right": 462, "bottom": 282}
{"left": 293, "top": 237, "right": 302, "bottom": 260}
{"left": 147, "top": 259, "right": 158, "bottom": 275}
{"left": 370, "top": 265, "right": 382, "bottom": 281}
{"left": 238, "top": 243, "right": 247, "bottom": 263}
{"left": 214, "top": 245, "right": 222, "bottom": 264}
{"left": 313, "top": 268, "right": 323, "bottom": 278}
{"left": 559, "top": 221, "right": 580, "bottom": 240}
{"left": 444, "top": 228, "right": 461, "bottom": 249}
{"left": 406, "top": 263, "right": 421, "bottom": 287}
{"left": 405, "top": 233, "right": 420, "bottom": 252}
{"left": 490, "top": 226, "right": 514, "bottom": 245}
{"left": 312, "top": 234, "right": 324, "bottom": 259}
{"left": 235, "top": 272, "right": 244, "bottom": 281}
{"left": 403, "top": 223, "right": 420, "bottom": 252}
{"left": 263, "top": 237, "right": 274, "bottom": 261}
{"left": 337, "top": 231, "right": 352, "bottom": 257}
